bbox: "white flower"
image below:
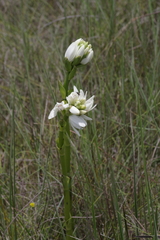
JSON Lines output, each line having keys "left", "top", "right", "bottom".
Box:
{"left": 67, "top": 86, "right": 96, "bottom": 135}
{"left": 65, "top": 38, "right": 93, "bottom": 65}
{"left": 48, "top": 86, "right": 96, "bottom": 136}
{"left": 67, "top": 86, "right": 96, "bottom": 116}
{"left": 48, "top": 101, "right": 69, "bottom": 119}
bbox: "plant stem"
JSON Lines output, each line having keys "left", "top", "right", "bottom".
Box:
{"left": 59, "top": 117, "right": 73, "bottom": 239}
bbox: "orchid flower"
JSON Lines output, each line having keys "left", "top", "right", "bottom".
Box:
{"left": 48, "top": 86, "right": 96, "bottom": 135}
{"left": 64, "top": 38, "right": 94, "bottom": 65}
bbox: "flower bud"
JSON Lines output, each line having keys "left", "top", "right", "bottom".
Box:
{"left": 64, "top": 38, "right": 93, "bottom": 66}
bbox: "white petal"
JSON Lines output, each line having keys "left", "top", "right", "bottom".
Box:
{"left": 69, "top": 106, "right": 80, "bottom": 115}
{"left": 71, "top": 125, "right": 81, "bottom": 136}
{"left": 79, "top": 121, "right": 87, "bottom": 127}
{"left": 80, "top": 110, "right": 87, "bottom": 115}
{"left": 69, "top": 115, "right": 91, "bottom": 136}
{"left": 73, "top": 86, "right": 78, "bottom": 93}
{"left": 69, "top": 116, "right": 81, "bottom": 129}
{"left": 79, "top": 89, "right": 85, "bottom": 99}
{"left": 48, "top": 101, "right": 69, "bottom": 120}
{"left": 48, "top": 106, "right": 58, "bottom": 119}
{"left": 82, "top": 115, "right": 92, "bottom": 121}
{"left": 63, "top": 102, "right": 69, "bottom": 109}
{"left": 75, "top": 38, "right": 83, "bottom": 44}
{"left": 81, "top": 57, "right": 88, "bottom": 65}
{"left": 86, "top": 95, "right": 94, "bottom": 104}
{"left": 65, "top": 42, "right": 77, "bottom": 62}
{"left": 85, "top": 96, "right": 94, "bottom": 111}
{"left": 90, "top": 104, "right": 97, "bottom": 111}
{"left": 81, "top": 50, "right": 94, "bottom": 64}
{"left": 69, "top": 115, "right": 87, "bottom": 129}
{"left": 86, "top": 104, "right": 96, "bottom": 112}
{"left": 66, "top": 92, "right": 79, "bottom": 104}
{"left": 76, "top": 45, "right": 85, "bottom": 57}
{"left": 86, "top": 101, "right": 94, "bottom": 111}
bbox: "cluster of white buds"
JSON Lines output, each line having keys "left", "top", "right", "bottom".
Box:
{"left": 64, "top": 38, "right": 94, "bottom": 67}
{"left": 48, "top": 86, "right": 96, "bottom": 136}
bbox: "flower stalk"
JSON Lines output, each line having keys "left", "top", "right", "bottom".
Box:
{"left": 58, "top": 117, "right": 73, "bottom": 239}
{"left": 48, "top": 38, "right": 95, "bottom": 239}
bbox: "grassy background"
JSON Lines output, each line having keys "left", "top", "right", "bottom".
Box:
{"left": 0, "top": 0, "right": 160, "bottom": 239}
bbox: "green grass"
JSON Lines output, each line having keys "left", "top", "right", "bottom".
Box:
{"left": 0, "top": 0, "right": 160, "bottom": 239}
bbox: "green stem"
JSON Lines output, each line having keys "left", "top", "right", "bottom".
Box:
{"left": 63, "top": 74, "right": 70, "bottom": 97}
{"left": 64, "top": 119, "right": 71, "bottom": 174}
{"left": 58, "top": 117, "right": 73, "bottom": 239}
{"left": 63, "top": 66, "right": 77, "bottom": 97}
{"left": 57, "top": 65, "right": 77, "bottom": 239}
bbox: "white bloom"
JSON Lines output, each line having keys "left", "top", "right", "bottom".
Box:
{"left": 48, "top": 101, "right": 69, "bottom": 119}
{"left": 67, "top": 86, "right": 96, "bottom": 116}
{"left": 67, "top": 86, "right": 96, "bottom": 135}
{"left": 48, "top": 86, "right": 96, "bottom": 136}
{"left": 65, "top": 38, "right": 93, "bottom": 65}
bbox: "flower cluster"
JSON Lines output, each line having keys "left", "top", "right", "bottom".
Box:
{"left": 48, "top": 86, "right": 96, "bottom": 136}
{"left": 65, "top": 38, "right": 94, "bottom": 66}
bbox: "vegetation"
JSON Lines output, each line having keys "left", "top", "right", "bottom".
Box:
{"left": 0, "top": 0, "right": 160, "bottom": 239}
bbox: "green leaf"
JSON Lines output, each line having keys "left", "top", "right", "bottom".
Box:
{"left": 64, "top": 57, "right": 72, "bottom": 72}
{"left": 59, "top": 81, "right": 66, "bottom": 99}
{"left": 72, "top": 56, "right": 82, "bottom": 66}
